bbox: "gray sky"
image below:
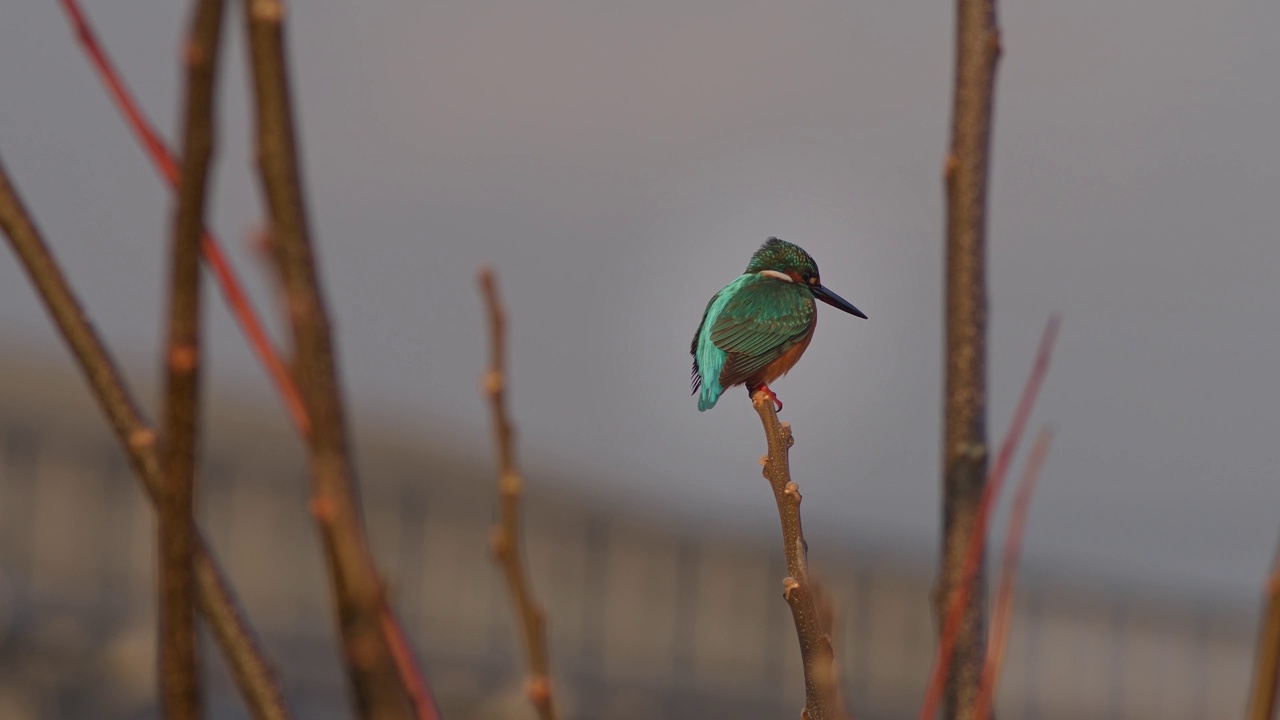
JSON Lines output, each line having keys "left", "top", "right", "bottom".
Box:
{"left": 2, "top": 1, "right": 1279, "bottom": 600}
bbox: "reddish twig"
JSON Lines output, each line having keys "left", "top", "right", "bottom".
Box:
{"left": 1248, "top": 536, "right": 1280, "bottom": 720}
{"left": 57, "top": 3, "right": 439, "bottom": 715}
{"left": 477, "top": 267, "right": 559, "bottom": 720}
{"left": 57, "top": 0, "right": 170, "bottom": 181}
{"left": 381, "top": 610, "right": 440, "bottom": 720}
{"left": 972, "top": 426, "right": 1054, "bottom": 720}
{"left": 920, "top": 314, "right": 1060, "bottom": 720}
{"left": 156, "top": 0, "right": 227, "bottom": 717}
{"left": 242, "top": 1, "right": 412, "bottom": 716}
{"left": 752, "top": 392, "right": 845, "bottom": 720}
{"left": 0, "top": 156, "right": 292, "bottom": 719}
{"left": 56, "top": 0, "right": 308, "bottom": 436}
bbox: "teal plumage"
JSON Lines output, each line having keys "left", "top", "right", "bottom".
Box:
{"left": 691, "top": 238, "right": 866, "bottom": 412}
{"left": 691, "top": 274, "right": 815, "bottom": 410}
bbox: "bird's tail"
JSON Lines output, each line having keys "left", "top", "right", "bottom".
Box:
{"left": 692, "top": 347, "right": 724, "bottom": 411}
{"left": 697, "top": 381, "right": 721, "bottom": 411}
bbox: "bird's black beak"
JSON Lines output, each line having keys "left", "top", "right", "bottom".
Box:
{"left": 812, "top": 284, "right": 867, "bottom": 319}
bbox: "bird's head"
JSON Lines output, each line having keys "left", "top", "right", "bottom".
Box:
{"left": 746, "top": 238, "right": 868, "bottom": 319}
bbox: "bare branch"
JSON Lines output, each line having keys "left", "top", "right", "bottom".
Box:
{"left": 937, "top": 0, "right": 1002, "bottom": 716}
{"left": 921, "top": 315, "right": 1059, "bottom": 720}
{"left": 0, "top": 156, "right": 292, "bottom": 720}
{"left": 156, "top": 0, "right": 226, "bottom": 716}
{"left": 241, "top": 1, "right": 412, "bottom": 716}
{"left": 1248, "top": 537, "right": 1280, "bottom": 720}
{"left": 477, "top": 267, "right": 559, "bottom": 720}
{"left": 752, "top": 392, "right": 844, "bottom": 720}
{"left": 973, "top": 427, "right": 1054, "bottom": 720}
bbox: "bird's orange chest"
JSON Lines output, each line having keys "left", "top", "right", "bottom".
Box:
{"left": 752, "top": 319, "right": 817, "bottom": 386}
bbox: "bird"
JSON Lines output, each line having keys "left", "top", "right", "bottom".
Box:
{"left": 691, "top": 237, "right": 867, "bottom": 412}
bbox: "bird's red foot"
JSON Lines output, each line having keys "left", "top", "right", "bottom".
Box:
{"left": 750, "top": 384, "right": 783, "bottom": 412}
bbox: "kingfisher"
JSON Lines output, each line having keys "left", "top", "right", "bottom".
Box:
{"left": 691, "top": 237, "right": 867, "bottom": 412}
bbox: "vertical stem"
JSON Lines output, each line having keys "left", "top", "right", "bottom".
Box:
{"left": 478, "top": 268, "right": 559, "bottom": 720}
{"left": 158, "top": 0, "right": 226, "bottom": 717}
{"left": 939, "top": 0, "right": 1001, "bottom": 717}
{"left": 242, "top": 1, "right": 410, "bottom": 716}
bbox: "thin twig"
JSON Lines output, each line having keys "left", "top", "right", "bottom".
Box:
{"left": 157, "top": 0, "right": 226, "bottom": 717}
{"left": 920, "top": 315, "right": 1059, "bottom": 720}
{"left": 0, "top": 157, "right": 292, "bottom": 720}
{"left": 937, "top": 0, "right": 1002, "bottom": 716}
{"left": 752, "top": 392, "right": 844, "bottom": 720}
{"left": 381, "top": 611, "right": 440, "bottom": 720}
{"left": 973, "top": 427, "right": 1053, "bottom": 720}
{"left": 477, "top": 267, "right": 559, "bottom": 720}
{"left": 56, "top": 0, "right": 308, "bottom": 436}
{"left": 242, "top": 1, "right": 412, "bottom": 716}
{"left": 1248, "top": 537, "right": 1280, "bottom": 720}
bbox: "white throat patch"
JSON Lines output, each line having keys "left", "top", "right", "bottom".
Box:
{"left": 758, "top": 270, "right": 793, "bottom": 282}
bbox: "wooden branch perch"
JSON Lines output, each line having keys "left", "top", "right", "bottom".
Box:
{"left": 242, "top": 1, "right": 411, "bottom": 716}
{"left": 1248, "top": 536, "right": 1280, "bottom": 720}
{"left": 0, "top": 157, "right": 292, "bottom": 720}
{"left": 477, "top": 267, "right": 559, "bottom": 720}
{"left": 973, "top": 426, "right": 1053, "bottom": 720}
{"left": 938, "top": 0, "right": 1003, "bottom": 715}
{"left": 156, "top": 0, "right": 226, "bottom": 716}
{"left": 752, "top": 392, "right": 844, "bottom": 720}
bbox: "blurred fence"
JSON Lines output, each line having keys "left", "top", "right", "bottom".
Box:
{"left": 0, "top": 359, "right": 1260, "bottom": 719}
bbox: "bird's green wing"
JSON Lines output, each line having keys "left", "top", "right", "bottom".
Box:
{"left": 708, "top": 277, "right": 814, "bottom": 388}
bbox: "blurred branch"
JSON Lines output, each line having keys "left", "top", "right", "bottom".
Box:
{"left": 156, "top": 0, "right": 227, "bottom": 717}
{"left": 752, "top": 392, "right": 844, "bottom": 720}
{"left": 58, "top": 4, "right": 438, "bottom": 714}
{"left": 1248, "top": 536, "right": 1280, "bottom": 720}
{"left": 973, "top": 427, "right": 1054, "bottom": 720}
{"left": 477, "top": 267, "right": 559, "bottom": 720}
{"left": 937, "top": 0, "right": 1002, "bottom": 715}
{"left": 56, "top": 0, "right": 309, "bottom": 435}
{"left": 243, "top": 1, "right": 412, "bottom": 716}
{"left": 0, "top": 156, "right": 292, "bottom": 720}
{"left": 381, "top": 612, "right": 440, "bottom": 720}
{"left": 921, "top": 315, "right": 1059, "bottom": 720}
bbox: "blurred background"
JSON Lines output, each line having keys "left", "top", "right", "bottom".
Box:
{"left": 1, "top": 0, "right": 1278, "bottom": 718}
